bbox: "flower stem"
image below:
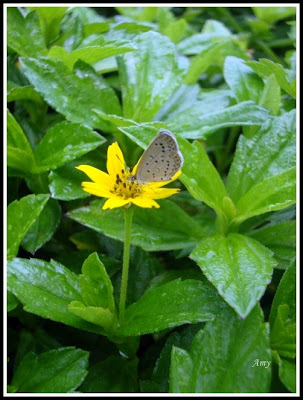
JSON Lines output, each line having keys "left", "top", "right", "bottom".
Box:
{"left": 119, "top": 205, "right": 135, "bottom": 324}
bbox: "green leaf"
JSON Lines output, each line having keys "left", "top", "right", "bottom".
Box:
{"left": 7, "top": 194, "right": 49, "bottom": 258}
{"left": 269, "top": 262, "right": 296, "bottom": 326}
{"left": 80, "top": 356, "right": 138, "bottom": 392}
{"left": 117, "top": 31, "right": 185, "bottom": 122}
{"left": 54, "top": 250, "right": 120, "bottom": 277}
{"left": 49, "top": 163, "right": 89, "bottom": 200}
{"left": 83, "top": 22, "right": 110, "bottom": 37}
{"left": 278, "top": 357, "right": 296, "bottom": 393}
{"left": 7, "top": 257, "right": 105, "bottom": 335}
{"left": 178, "top": 140, "right": 228, "bottom": 213}
{"left": 67, "top": 199, "right": 205, "bottom": 252}
{"left": 162, "top": 19, "right": 187, "bottom": 44}
{"left": 253, "top": 7, "right": 296, "bottom": 24}
{"left": 68, "top": 301, "right": 117, "bottom": 332}
{"left": 7, "top": 291, "right": 19, "bottom": 312}
{"left": 227, "top": 110, "right": 296, "bottom": 203}
{"left": 48, "top": 42, "right": 135, "bottom": 71}
{"left": 259, "top": 74, "right": 281, "bottom": 115}
{"left": 21, "top": 198, "right": 61, "bottom": 254}
{"left": 117, "top": 279, "right": 228, "bottom": 336}
{"left": 270, "top": 304, "right": 296, "bottom": 359}
{"left": 184, "top": 41, "right": 226, "bottom": 84}
{"left": 224, "top": 56, "right": 264, "bottom": 103}
{"left": 116, "top": 6, "right": 158, "bottom": 21}
{"left": 30, "top": 6, "right": 68, "bottom": 45}
{"left": 7, "top": 110, "right": 35, "bottom": 173}
{"left": 33, "top": 121, "right": 105, "bottom": 172}
{"left": 170, "top": 306, "right": 271, "bottom": 393}
{"left": 249, "top": 221, "right": 296, "bottom": 269}
{"left": 190, "top": 233, "right": 275, "bottom": 318}
{"left": 7, "top": 85, "right": 44, "bottom": 104}
{"left": 141, "top": 324, "right": 202, "bottom": 393}
{"left": 7, "top": 8, "right": 47, "bottom": 57}
{"left": 246, "top": 59, "right": 296, "bottom": 98}
{"left": 269, "top": 264, "right": 296, "bottom": 360}
{"left": 155, "top": 84, "right": 201, "bottom": 121}
{"left": 48, "top": 147, "right": 107, "bottom": 201}
{"left": 168, "top": 101, "right": 270, "bottom": 139}
{"left": 10, "top": 347, "right": 89, "bottom": 393}
{"left": 112, "top": 21, "right": 154, "bottom": 35}
{"left": 79, "top": 253, "right": 116, "bottom": 312}
{"left": 20, "top": 57, "right": 122, "bottom": 132}
{"left": 202, "top": 19, "right": 233, "bottom": 35}
{"left": 235, "top": 168, "right": 296, "bottom": 222}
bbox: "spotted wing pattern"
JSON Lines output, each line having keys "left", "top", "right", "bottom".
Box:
{"left": 135, "top": 130, "right": 183, "bottom": 182}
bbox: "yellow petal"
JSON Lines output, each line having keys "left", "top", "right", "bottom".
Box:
{"left": 102, "top": 196, "right": 131, "bottom": 210}
{"left": 131, "top": 157, "right": 140, "bottom": 176}
{"left": 130, "top": 197, "right": 160, "bottom": 208}
{"left": 81, "top": 182, "right": 112, "bottom": 198}
{"left": 143, "top": 187, "right": 180, "bottom": 199}
{"left": 76, "top": 165, "right": 113, "bottom": 188}
{"left": 106, "top": 142, "right": 126, "bottom": 178}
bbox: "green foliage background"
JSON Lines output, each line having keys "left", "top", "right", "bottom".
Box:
{"left": 7, "top": 6, "right": 296, "bottom": 394}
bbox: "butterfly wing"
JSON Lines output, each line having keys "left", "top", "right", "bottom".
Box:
{"left": 135, "top": 131, "right": 183, "bottom": 182}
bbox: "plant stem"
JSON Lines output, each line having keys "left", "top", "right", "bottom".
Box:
{"left": 119, "top": 205, "right": 135, "bottom": 324}
{"left": 254, "top": 40, "right": 286, "bottom": 66}
{"left": 216, "top": 7, "right": 243, "bottom": 33}
{"left": 267, "top": 38, "right": 294, "bottom": 48}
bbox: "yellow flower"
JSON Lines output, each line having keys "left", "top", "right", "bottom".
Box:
{"left": 76, "top": 142, "right": 182, "bottom": 210}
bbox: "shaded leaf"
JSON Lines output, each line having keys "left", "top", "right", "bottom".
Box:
{"left": 270, "top": 304, "right": 296, "bottom": 359}
{"left": 269, "top": 262, "right": 296, "bottom": 326}
{"left": 7, "top": 291, "right": 19, "bottom": 312}
{"left": 11, "top": 347, "right": 89, "bottom": 393}
{"left": 80, "top": 356, "right": 138, "bottom": 392}
{"left": 141, "top": 324, "right": 202, "bottom": 393}
{"left": 170, "top": 306, "right": 271, "bottom": 393}
{"left": 249, "top": 221, "right": 296, "bottom": 269}
{"left": 278, "top": 356, "right": 296, "bottom": 393}
{"left": 48, "top": 147, "right": 107, "bottom": 201}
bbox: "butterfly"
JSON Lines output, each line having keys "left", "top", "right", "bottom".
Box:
{"left": 130, "top": 130, "right": 183, "bottom": 183}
